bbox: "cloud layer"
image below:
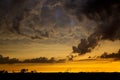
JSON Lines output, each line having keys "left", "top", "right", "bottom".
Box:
{"left": 0, "top": 0, "right": 119, "bottom": 58}
{"left": 0, "top": 0, "right": 94, "bottom": 47}
{"left": 100, "top": 49, "right": 120, "bottom": 59}
{"left": 63, "top": 0, "right": 120, "bottom": 54}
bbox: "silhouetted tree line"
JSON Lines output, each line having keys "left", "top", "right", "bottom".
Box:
{"left": 0, "top": 70, "right": 8, "bottom": 73}
{"left": 0, "top": 55, "right": 66, "bottom": 64}
{"left": 0, "top": 69, "right": 36, "bottom": 73}
{"left": 100, "top": 49, "right": 120, "bottom": 59}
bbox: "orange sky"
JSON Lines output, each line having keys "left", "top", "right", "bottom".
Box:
{"left": 1, "top": 59, "right": 120, "bottom": 73}
{"left": 0, "top": 40, "right": 119, "bottom": 60}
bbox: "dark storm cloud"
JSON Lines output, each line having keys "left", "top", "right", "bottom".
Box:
{"left": 40, "top": 5, "right": 72, "bottom": 27}
{"left": 63, "top": 0, "right": 120, "bottom": 54}
{"left": 100, "top": 49, "right": 120, "bottom": 59}
{"left": 0, "top": 0, "right": 47, "bottom": 38}
{"left": 1, "top": 0, "right": 119, "bottom": 56}
{"left": 0, "top": 0, "right": 43, "bottom": 36}
{"left": 72, "top": 34, "right": 100, "bottom": 54}
{"left": 0, "top": 0, "right": 79, "bottom": 40}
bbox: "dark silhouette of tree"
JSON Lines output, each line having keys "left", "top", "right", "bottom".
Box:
{"left": 0, "top": 70, "right": 8, "bottom": 73}
{"left": 30, "top": 70, "right": 37, "bottom": 73}
{"left": 20, "top": 69, "right": 28, "bottom": 73}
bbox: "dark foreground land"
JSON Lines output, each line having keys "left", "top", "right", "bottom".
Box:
{"left": 0, "top": 69, "right": 120, "bottom": 80}
{"left": 0, "top": 72, "right": 120, "bottom": 80}
{"left": 0, "top": 69, "right": 120, "bottom": 74}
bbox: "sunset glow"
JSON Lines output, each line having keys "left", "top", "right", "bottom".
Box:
{"left": 0, "top": 0, "right": 120, "bottom": 73}
{"left": 0, "top": 59, "right": 120, "bottom": 73}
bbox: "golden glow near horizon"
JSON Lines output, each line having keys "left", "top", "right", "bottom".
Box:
{"left": 78, "top": 40, "right": 120, "bottom": 59}
{"left": 0, "top": 0, "right": 120, "bottom": 73}
{"left": 0, "top": 38, "right": 120, "bottom": 73}
{"left": 0, "top": 59, "right": 120, "bottom": 73}
{"left": 0, "top": 43, "right": 72, "bottom": 60}
{"left": 0, "top": 40, "right": 120, "bottom": 60}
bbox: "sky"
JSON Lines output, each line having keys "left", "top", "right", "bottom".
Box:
{"left": 0, "top": 0, "right": 120, "bottom": 60}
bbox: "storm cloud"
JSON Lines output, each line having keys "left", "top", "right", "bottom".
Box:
{"left": 0, "top": 0, "right": 120, "bottom": 56}
{"left": 63, "top": 0, "right": 120, "bottom": 54}
{"left": 100, "top": 49, "right": 120, "bottom": 59}
{"left": 0, "top": 0, "right": 80, "bottom": 41}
